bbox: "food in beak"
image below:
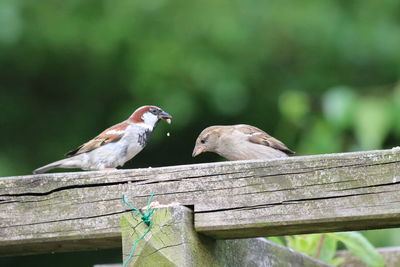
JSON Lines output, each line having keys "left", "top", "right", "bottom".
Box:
{"left": 158, "top": 111, "right": 172, "bottom": 124}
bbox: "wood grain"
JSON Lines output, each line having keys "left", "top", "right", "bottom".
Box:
{"left": 1, "top": 149, "right": 400, "bottom": 255}
{"left": 121, "top": 206, "right": 329, "bottom": 267}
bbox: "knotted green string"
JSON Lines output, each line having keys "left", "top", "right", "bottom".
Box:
{"left": 122, "top": 193, "right": 155, "bottom": 267}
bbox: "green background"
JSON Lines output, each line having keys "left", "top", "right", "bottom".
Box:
{"left": 1, "top": 0, "right": 399, "bottom": 265}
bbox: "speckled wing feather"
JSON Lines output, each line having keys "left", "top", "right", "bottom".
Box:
{"left": 65, "top": 121, "right": 129, "bottom": 157}
{"left": 236, "top": 125, "right": 295, "bottom": 155}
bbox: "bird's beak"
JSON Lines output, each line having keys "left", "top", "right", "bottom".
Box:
{"left": 192, "top": 145, "right": 204, "bottom": 157}
{"left": 158, "top": 111, "right": 172, "bottom": 124}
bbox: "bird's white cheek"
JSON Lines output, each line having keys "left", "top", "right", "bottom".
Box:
{"left": 141, "top": 113, "right": 159, "bottom": 127}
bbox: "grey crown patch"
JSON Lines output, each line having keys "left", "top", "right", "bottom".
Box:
{"left": 138, "top": 129, "right": 152, "bottom": 147}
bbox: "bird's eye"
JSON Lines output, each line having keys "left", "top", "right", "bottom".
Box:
{"left": 200, "top": 139, "right": 206, "bottom": 144}
{"left": 150, "top": 108, "right": 158, "bottom": 114}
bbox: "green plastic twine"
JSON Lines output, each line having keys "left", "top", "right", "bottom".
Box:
{"left": 122, "top": 193, "right": 155, "bottom": 267}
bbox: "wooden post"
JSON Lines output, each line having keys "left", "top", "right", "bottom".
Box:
{"left": 121, "top": 206, "right": 330, "bottom": 267}
{"left": 121, "top": 206, "right": 217, "bottom": 267}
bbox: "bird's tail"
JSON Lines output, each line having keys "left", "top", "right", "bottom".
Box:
{"left": 33, "top": 158, "right": 79, "bottom": 174}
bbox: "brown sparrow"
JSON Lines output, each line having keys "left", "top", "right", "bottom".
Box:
{"left": 192, "top": 124, "right": 294, "bottom": 160}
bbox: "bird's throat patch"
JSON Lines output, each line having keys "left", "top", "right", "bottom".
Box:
{"left": 138, "top": 129, "right": 152, "bottom": 147}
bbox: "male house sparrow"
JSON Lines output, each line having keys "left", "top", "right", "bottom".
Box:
{"left": 192, "top": 124, "right": 294, "bottom": 161}
{"left": 33, "top": 105, "right": 172, "bottom": 174}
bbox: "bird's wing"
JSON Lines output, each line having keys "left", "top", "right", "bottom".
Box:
{"left": 65, "top": 121, "right": 129, "bottom": 157}
{"left": 236, "top": 124, "right": 295, "bottom": 154}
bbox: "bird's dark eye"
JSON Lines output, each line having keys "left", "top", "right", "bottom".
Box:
{"left": 200, "top": 139, "right": 206, "bottom": 144}
{"left": 150, "top": 108, "right": 159, "bottom": 114}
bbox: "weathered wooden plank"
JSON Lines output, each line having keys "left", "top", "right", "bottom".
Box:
{"left": 121, "top": 206, "right": 330, "bottom": 267}
{"left": 215, "top": 238, "right": 331, "bottom": 267}
{"left": 195, "top": 148, "right": 400, "bottom": 238}
{"left": 1, "top": 149, "right": 400, "bottom": 255}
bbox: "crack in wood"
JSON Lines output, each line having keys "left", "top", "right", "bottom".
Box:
{"left": 0, "top": 195, "right": 63, "bottom": 205}
{"left": 195, "top": 191, "right": 382, "bottom": 214}
{"left": 142, "top": 242, "right": 185, "bottom": 258}
{"left": 236, "top": 179, "right": 359, "bottom": 196}
{"left": 336, "top": 181, "right": 400, "bottom": 191}
{"left": 0, "top": 210, "right": 128, "bottom": 229}
{"left": 251, "top": 160, "right": 400, "bottom": 177}
{"left": 0, "top": 180, "right": 145, "bottom": 197}
{"left": 134, "top": 170, "right": 247, "bottom": 185}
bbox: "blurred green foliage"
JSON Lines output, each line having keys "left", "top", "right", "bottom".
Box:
{"left": 0, "top": 0, "right": 400, "bottom": 263}
{"left": 271, "top": 232, "right": 386, "bottom": 266}
{"left": 1, "top": 0, "right": 400, "bottom": 175}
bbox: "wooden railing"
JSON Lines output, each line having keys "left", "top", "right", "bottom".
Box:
{"left": 1, "top": 149, "right": 400, "bottom": 266}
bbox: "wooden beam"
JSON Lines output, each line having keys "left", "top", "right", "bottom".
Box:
{"left": 121, "top": 206, "right": 216, "bottom": 267}
{"left": 1, "top": 149, "right": 400, "bottom": 255}
{"left": 121, "top": 206, "right": 330, "bottom": 267}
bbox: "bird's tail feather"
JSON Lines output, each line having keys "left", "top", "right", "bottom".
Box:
{"left": 33, "top": 158, "right": 79, "bottom": 174}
